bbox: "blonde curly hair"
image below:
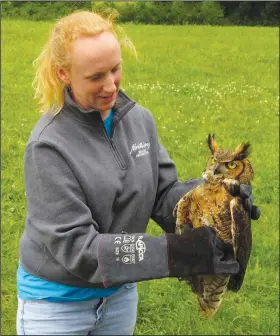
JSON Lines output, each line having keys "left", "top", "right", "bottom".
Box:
{"left": 33, "top": 10, "right": 136, "bottom": 114}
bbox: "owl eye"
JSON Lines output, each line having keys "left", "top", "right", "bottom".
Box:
{"left": 211, "top": 158, "right": 215, "bottom": 165}
{"left": 227, "top": 162, "right": 237, "bottom": 169}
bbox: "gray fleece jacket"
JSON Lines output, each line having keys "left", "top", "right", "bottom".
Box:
{"left": 19, "top": 88, "right": 199, "bottom": 288}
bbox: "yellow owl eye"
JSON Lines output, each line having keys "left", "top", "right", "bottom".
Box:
{"left": 211, "top": 158, "right": 215, "bottom": 165}
{"left": 227, "top": 162, "right": 237, "bottom": 169}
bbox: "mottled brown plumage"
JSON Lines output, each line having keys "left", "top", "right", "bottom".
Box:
{"left": 173, "top": 134, "right": 253, "bottom": 318}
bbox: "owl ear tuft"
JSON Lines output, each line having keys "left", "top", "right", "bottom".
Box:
{"left": 233, "top": 142, "right": 251, "bottom": 160}
{"left": 207, "top": 133, "right": 219, "bottom": 154}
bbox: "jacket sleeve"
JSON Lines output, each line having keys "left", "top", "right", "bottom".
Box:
{"left": 22, "top": 141, "right": 170, "bottom": 288}
{"left": 151, "top": 143, "right": 203, "bottom": 233}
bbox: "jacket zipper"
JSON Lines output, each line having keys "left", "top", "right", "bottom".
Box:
{"left": 99, "top": 119, "right": 127, "bottom": 171}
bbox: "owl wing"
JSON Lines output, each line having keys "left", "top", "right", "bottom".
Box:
{"left": 228, "top": 197, "right": 252, "bottom": 292}
{"left": 173, "top": 191, "right": 193, "bottom": 229}
{"left": 173, "top": 187, "right": 206, "bottom": 295}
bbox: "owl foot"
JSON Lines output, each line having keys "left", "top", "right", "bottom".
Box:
{"left": 175, "top": 223, "right": 192, "bottom": 235}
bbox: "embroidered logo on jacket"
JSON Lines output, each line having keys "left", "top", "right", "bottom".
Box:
{"left": 129, "top": 142, "right": 150, "bottom": 158}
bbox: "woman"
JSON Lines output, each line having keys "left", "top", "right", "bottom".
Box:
{"left": 16, "top": 10, "right": 259, "bottom": 335}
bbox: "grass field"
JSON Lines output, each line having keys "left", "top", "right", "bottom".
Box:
{"left": 2, "top": 19, "right": 279, "bottom": 335}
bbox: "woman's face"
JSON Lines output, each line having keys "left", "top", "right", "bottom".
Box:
{"left": 58, "top": 32, "right": 122, "bottom": 119}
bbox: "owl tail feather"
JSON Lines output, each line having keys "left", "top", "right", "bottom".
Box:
{"left": 197, "top": 296, "right": 222, "bottom": 318}
{"left": 196, "top": 275, "right": 230, "bottom": 318}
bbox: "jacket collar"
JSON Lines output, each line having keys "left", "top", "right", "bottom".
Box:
{"left": 62, "top": 87, "right": 136, "bottom": 124}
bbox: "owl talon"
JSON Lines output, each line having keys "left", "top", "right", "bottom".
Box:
{"left": 175, "top": 224, "right": 192, "bottom": 235}
{"left": 175, "top": 225, "right": 183, "bottom": 235}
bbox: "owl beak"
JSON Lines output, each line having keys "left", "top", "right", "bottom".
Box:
{"left": 213, "top": 164, "right": 222, "bottom": 175}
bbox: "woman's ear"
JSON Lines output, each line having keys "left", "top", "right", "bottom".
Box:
{"left": 57, "top": 68, "right": 70, "bottom": 85}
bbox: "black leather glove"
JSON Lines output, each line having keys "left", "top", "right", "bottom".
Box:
{"left": 232, "top": 184, "right": 260, "bottom": 220}
{"left": 166, "top": 226, "right": 239, "bottom": 277}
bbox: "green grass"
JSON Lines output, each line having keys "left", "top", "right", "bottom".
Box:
{"left": 2, "top": 19, "right": 279, "bottom": 335}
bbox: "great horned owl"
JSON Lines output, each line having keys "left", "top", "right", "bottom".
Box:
{"left": 173, "top": 134, "right": 254, "bottom": 318}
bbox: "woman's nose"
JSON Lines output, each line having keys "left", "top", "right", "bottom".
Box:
{"left": 103, "top": 74, "right": 116, "bottom": 92}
